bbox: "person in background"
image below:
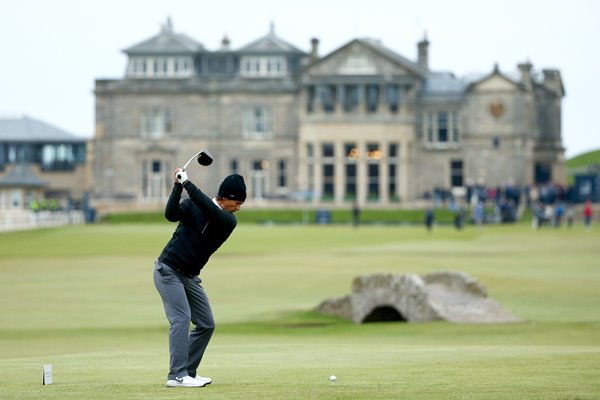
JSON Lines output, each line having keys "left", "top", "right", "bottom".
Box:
{"left": 583, "top": 199, "right": 593, "bottom": 231}
{"left": 424, "top": 209, "right": 434, "bottom": 232}
{"left": 566, "top": 205, "right": 575, "bottom": 228}
{"left": 352, "top": 201, "right": 361, "bottom": 228}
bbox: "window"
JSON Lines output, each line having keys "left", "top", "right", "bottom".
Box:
{"left": 389, "top": 164, "right": 397, "bottom": 199}
{"left": 366, "top": 84, "right": 379, "bottom": 112}
{"left": 141, "top": 108, "right": 173, "bottom": 139}
{"left": 450, "top": 160, "right": 464, "bottom": 187}
{"left": 8, "top": 144, "right": 17, "bottom": 163}
{"left": 241, "top": 56, "right": 287, "bottom": 77}
{"left": 424, "top": 110, "right": 460, "bottom": 146}
{"left": 0, "top": 144, "right": 4, "bottom": 170}
{"left": 142, "top": 159, "right": 170, "bottom": 201}
{"left": 367, "top": 143, "right": 382, "bottom": 160}
{"left": 153, "top": 58, "right": 168, "bottom": 76}
{"left": 277, "top": 160, "right": 287, "bottom": 188}
{"left": 427, "top": 112, "right": 434, "bottom": 143}
{"left": 41, "top": 144, "right": 76, "bottom": 171}
{"left": 492, "top": 137, "right": 501, "bottom": 149}
{"left": 252, "top": 159, "right": 270, "bottom": 200}
{"left": 343, "top": 85, "right": 359, "bottom": 112}
{"left": 438, "top": 112, "right": 448, "bottom": 142}
{"left": 386, "top": 85, "right": 400, "bottom": 112}
{"left": 306, "top": 143, "right": 314, "bottom": 159}
{"left": 307, "top": 163, "right": 315, "bottom": 194}
{"left": 127, "top": 56, "right": 193, "bottom": 78}
{"left": 322, "top": 143, "right": 334, "bottom": 158}
{"left": 345, "top": 142, "right": 358, "bottom": 159}
{"left": 306, "top": 86, "right": 316, "bottom": 113}
{"left": 345, "top": 164, "right": 357, "bottom": 199}
{"left": 320, "top": 85, "right": 336, "bottom": 113}
{"left": 242, "top": 107, "right": 273, "bottom": 139}
{"left": 452, "top": 111, "right": 459, "bottom": 142}
{"left": 345, "top": 142, "right": 358, "bottom": 200}
{"left": 389, "top": 143, "right": 399, "bottom": 201}
{"left": 368, "top": 164, "right": 379, "bottom": 200}
{"left": 230, "top": 159, "right": 239, "bottom": 174}
{"left": 253, "top": 159, "right": 269, "bottom": 171}
{"left": 323, "top": 164, "right": 335, "bottom": 199}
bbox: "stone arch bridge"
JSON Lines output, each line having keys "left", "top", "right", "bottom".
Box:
{"left": 315, "top": 271, "right": 521, "bottom": 324}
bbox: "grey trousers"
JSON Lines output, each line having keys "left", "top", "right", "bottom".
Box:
{"left": 153, "top": 260, "right": 215, "bottom": 380}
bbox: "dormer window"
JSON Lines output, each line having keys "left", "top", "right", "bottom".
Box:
{"left": 240, "top": 56, "right": 287, "bottom": 77}
{"left": 127, "top": 56, "right": 193, "bottom": 78}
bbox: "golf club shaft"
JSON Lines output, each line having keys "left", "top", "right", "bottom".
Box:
{"left": 182, "top": 151, "right": 202, "bottom": 170}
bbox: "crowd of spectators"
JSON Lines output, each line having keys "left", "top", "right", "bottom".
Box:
{"left": 423, "top": 182, "right": 594, "bottom": 228}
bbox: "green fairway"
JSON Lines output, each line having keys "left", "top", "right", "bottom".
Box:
{"left": 1, "top": 223, "right": 599, "bottom": 399}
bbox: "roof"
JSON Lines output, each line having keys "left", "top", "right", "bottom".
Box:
{"left": 422, "top": 72, "right": 467, "bottom": 94}
{"left": 359, "top": 38, "right": 424, "bottom": 76}
{"left": 0, "top": 164, "right": 47, "bottom": 188}
{"left": 0, "top": 116, "right": 85, "bottom": 143}
{"left": 310, "top": 38, "right": 425, "bottom": 78}
{"left": 123, "top": 18, "right": 204, "bottom": 55}
{"left": 465, "top": 64, "right": 522, "bottom": 92}
{"left": 238, "top": 23, "right": 306, "bottom": 54}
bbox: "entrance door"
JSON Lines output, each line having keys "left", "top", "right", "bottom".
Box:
{"left": 534, "top": 163, "right": 551, "bottom": 184}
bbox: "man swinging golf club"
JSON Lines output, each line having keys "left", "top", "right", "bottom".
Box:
{"left": 153, "top": 151, "right": 246, "bottom": 387}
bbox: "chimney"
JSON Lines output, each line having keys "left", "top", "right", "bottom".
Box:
{"left": 518, "top": 61, "right": 533, "bottom": 90}
{"left": 162, "top": 16, "right": 174, "bottom": 33}
{"left": 311, "top": 38, "right": 320, "bottom": 62}
{"left": 221, "top": 34, "right": 231, "bottom": 50}
{"left": 542, "top": 69, "right": 565, "bottom": 96}
{"left": 417, "top": 35, "right": 429, "bottom": 71}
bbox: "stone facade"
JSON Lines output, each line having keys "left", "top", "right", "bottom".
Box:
{"left": 91, "top": 20, "right": 565, "bottom": 210}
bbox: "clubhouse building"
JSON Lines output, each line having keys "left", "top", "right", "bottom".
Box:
{"left": 91, "top": 19, "right": 565, "bottom": 209}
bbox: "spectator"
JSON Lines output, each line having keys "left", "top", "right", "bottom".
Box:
{"left": 454, "top": 206, "right": 465, "bottom": 230}
{"left": 424, "top": 209, "right": 434, "bottom": 232}
{"left": 352, "top": 202, "right": 360, "bottom": 228}
{"left": 554, "top": 203, "right": 564, "bottom": 227}
{"left": 583, "top": 199, "right": 593, "bottom": 231}
{"left": 566, "top": 206, "right": 575, "bottom": 228}
{"left": 473, "top": 202, "right": 485, "bottom": 227}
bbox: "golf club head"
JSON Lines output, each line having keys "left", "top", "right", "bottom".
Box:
{"left": 197, "top": 150, "right": 213, "bottom": 166}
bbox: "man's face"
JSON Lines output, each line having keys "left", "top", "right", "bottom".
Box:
{"left": 219, "top": 198, "right": 244, "bottom": 213}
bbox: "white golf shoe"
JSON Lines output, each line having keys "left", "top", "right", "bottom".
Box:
{"left": 166, "top": 375, "right": 207, "bottom": 387}
{"left": 194, "top": 375, "right": 212, "bottom": 385}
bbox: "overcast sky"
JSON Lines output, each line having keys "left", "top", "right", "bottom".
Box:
{"left": 1, "top": 0, "right": 598, "bottom": 157}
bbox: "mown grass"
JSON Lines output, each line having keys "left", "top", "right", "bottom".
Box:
{"left": 0, "top": 223, "right": 599, "bottom": 399}
{"left": 101, "top": 207, "right": 458, "bottom": 225}
{"left": 566, "top": 148, "right": 600, "bottom": 169}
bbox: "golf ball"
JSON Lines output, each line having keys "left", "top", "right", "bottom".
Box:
{"left": 329, "top": 375, "right": 336, "bottom": 382}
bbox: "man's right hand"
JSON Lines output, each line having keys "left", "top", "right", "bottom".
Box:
{"left": 175, "top": 168, "right": 188, "bottom": 184}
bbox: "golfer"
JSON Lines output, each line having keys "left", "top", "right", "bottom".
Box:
{"left": 154, "top": 168, "right": 246, "bottom": 387}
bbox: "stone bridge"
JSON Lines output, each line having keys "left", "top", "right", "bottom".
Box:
{"left": 315, "top": 271, "right": 521, "bottom": 324}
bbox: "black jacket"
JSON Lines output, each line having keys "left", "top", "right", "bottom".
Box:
{"left": 158, "top": 181, "right": 237, "bottom": 276}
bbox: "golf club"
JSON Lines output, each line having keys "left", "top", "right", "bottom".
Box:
{"left": 176, "top": 149, "right": 213, "bottom": 180}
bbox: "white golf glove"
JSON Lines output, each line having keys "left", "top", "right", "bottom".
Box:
{"left": 176, "top": 169, "right": 188, "bottom": 184}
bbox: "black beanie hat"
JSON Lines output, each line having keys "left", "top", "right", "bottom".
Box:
{"left": 218, "top": 174, "right": 246, "bottom": 202}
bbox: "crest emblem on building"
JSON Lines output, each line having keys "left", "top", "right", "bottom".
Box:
{"left": 489, "top": 101, "right": 504, "bottom": 118}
